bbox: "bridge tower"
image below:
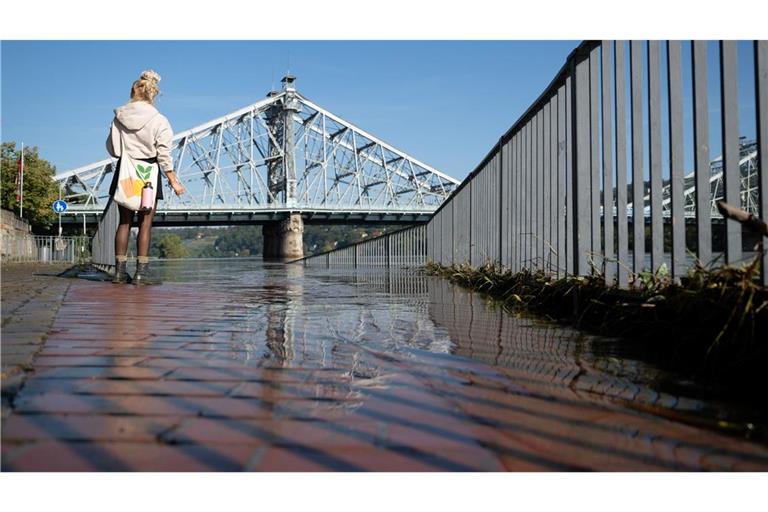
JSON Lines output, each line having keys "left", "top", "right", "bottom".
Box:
{"left": 262, "top": 74, "right": 304, "bottom": 260}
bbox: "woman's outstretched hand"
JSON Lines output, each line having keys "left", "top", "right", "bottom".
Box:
{"left": 166, "top": 170, "right": 186, "bottom": 196}
{"left": 171, "top": 181, "right": 186, "bottom": 196}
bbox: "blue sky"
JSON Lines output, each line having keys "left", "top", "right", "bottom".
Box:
{"left": 0, "top": 40, "right": 759, "bottom": 182}
{"left": 1, "top": 40, "right": 578, "bottom": 180}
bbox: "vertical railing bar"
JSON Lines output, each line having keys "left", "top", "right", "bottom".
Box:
{"left": 550, "top": 93, "right": 558, "bottom": 275}
{"left": 565, "top": 73, "right": 574, "bottom": 276}
{"left": 692, "top": 41, "right": 712, "bottom": 267}
{"left": 667, "top": 40, "right": 686, "bottom": 279}
{"left": 589, "top": 45, "right": 602, "bottom": 271}
{"left": 538, "top": 109, "right": 545, "bottom": 271}
{"left": 720, "top": 40, "right": 742, "bottom": 265}
{"left": 516, "top": 132, "right": 522, "bottom": 272}
{"left": 557, "top": 84, "right": 567, "bottom": 278}
{"left": 630, "top": 40, "right": 645, "bottom": 277}
{"left": 573, "top": 53, "right": 592, "bottom": 275}
{"left": 452, "top": 186, "right": 457, "bottom": 265}
{"left": 509, "top": 137, "right": 515, "bottom": 272}
{"left": 756, "top": 40, "right": 768, "bottom": 286}
{"left": 602, "top": 40, "right": 616, "bottom": 284}
{"left": 543, "top": 101, "right": 551, "bottom": 274}
{"left": 468, "top": 178, "right": 472, "bottom": 267}
{"left": 524, "top": 122, "right": 529, "bottom": 270}
{"left": 498, "top": 139, "right": 504, "bottom": 267}
{"left": 511, "top": 139, "right": 517, "bottom": 270}
{"left": 648, "top": 40, "right": 664, "bottom": 273}
{"left": 532, "top": 113, "right": 539, "bottom": 270}
{"left": 527, "top": 118, "right": 533, "bottom": 269}
{"left": 427, "top": 216, "right": 433, "bottom": 262}
{"left": 523, "top": 121, "right": 529, "bottom": 269}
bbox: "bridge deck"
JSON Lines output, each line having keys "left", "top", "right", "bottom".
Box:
{"left": 59, "top": 208, "right": 433, "bottom": 226}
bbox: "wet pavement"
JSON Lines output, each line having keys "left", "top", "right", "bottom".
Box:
{"left": 2, "top": 258, "right": 768, "bottom": 471}
{"left": 1, "top": 263, "right": 72, "bottom": 418}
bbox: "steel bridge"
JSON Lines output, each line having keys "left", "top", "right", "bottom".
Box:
{"left": 54, "top": 75, "right": 460, "bottom": 227}
{"left": 629, "top": 139, "right": 760, "bottom": 219}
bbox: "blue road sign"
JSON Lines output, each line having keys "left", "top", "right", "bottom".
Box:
{"left": 53, "top": 199, "right": 68, "bottom": 213}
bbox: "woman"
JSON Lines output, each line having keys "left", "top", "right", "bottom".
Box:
{"left": 106, "top": 70, "right": 185, "bottom": 285}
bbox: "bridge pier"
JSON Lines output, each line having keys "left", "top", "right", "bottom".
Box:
{"left": 262, "top": 213, "right": 304, "bottom": 261}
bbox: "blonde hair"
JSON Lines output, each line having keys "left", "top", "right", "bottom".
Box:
{"left": 130, "top": 69, "right": 161, "bottom": 104}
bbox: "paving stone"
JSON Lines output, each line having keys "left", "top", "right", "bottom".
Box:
{"left": 3, "top": 265, "right": 768, "bottom": 471}
{"left": 2, "top": 414, "right": 179, "bottom": 442}
{"left": 20, "top": 378, "right": 237, "bottom": 397}
{"left": 1, "top": 440, "right": 256, "bottom": 471}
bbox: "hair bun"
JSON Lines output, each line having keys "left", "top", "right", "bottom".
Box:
{"left": 140, "top": 69, "right": 161, "bottom": 83}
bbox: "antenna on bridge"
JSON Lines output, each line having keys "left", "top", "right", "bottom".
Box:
{"left": 286, "top": 51, "right": 291, "bottom": 77}
{"left": 270, "top": 67, "right": 275, "bottom": 94}
{"left": 281, "top": 73, "right": 296, "bottom": 92}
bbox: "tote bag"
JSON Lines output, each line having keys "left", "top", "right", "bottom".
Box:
{"left": 112, "top": 129, "right": 159, "bottom": 211}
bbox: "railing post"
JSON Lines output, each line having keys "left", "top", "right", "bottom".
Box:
{"left": 571, "top": 50, "right": 592, "bottom": 276}
{"left": 386, "top": 236, "right": 391, "bottom": 268}
{"left": 720, "top": 40, "right": 742, "bottom": 265}
{"left": 756, "top": 40, "right": 768, "bottom": 286}
{"left": 498, "top": 138, "right": 504, "bottom": 267}
{"left": 692, "top": 41, "right": 712, "bottom": 267}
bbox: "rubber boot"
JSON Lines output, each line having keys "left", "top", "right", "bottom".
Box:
{"left": 133, "top": 261, "right": 162, "bottom": 285}
{"left": 112, "top": 259, "right": 131, "bottom": 284}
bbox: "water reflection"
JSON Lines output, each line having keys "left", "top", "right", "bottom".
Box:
{"left": 264, "top": 263, "right": 302, "bottom": 364}
{"left": 147, "top": 258, "right": 762, "bottom": 436}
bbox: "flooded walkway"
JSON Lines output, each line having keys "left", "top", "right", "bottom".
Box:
{"left": 2, "top": 259, "right": 768, "bottom": 471}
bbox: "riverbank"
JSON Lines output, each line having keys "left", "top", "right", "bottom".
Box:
{"left": 423, "top": 260, "right": 768, "bottom": 399}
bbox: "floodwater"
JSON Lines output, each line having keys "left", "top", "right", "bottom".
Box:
{"left": 89, "top": 257, "right": 768, "bottom": 470}
{"left": 151, "top": 259, "right": 766, "bottom": 431}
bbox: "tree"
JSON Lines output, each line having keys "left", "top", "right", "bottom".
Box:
{"left": 1, "top": 142, "right": 59, "bottom": 231}
{"left": 155, "top": 234, "right": 188, "bottom": 259}
{"left": 213, "top": 225, "right": 263, "bottom": 256}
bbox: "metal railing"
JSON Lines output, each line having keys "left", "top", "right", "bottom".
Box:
{"left": 428, "top": 40, "right": 767, "bottom": 286}
{"left": 1, "top": 235, "right": 91, "bottom": 264}
{"left": 305, "top": 41, "right": 767, "bottom": 288}
{"left": 91, "top": 199, "right": 119, "bottom": 266}
{"left": 296, "top": 224, "right": 427, "bottom": 268}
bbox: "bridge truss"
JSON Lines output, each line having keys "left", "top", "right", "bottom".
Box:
{"left": 55, "top": 76, "right": 459, "bottom": 225}
{"left": 629, "top": 139, "right": 760, "bottom": 219}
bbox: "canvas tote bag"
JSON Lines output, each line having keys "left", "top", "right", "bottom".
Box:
{"left": 112, "top": 128, "right": 159, "bottom": 211}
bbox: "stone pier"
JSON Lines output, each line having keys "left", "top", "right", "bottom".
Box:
{"left": 262, "top": 213, "right": 304, "bottom": 261}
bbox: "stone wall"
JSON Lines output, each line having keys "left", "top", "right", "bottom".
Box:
{"left": 1, "top": 209, "right": 35, "bottom": 262}
{"left": 1, "top": 208, "right": 31, "bottom": 235}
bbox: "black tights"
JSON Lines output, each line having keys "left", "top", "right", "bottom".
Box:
{"left": 114, "top": 204, "right": 155, "bottom": 258}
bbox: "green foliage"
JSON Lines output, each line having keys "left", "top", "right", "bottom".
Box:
{"left": 154, "top": 234, "right": 188, "bottom": 259}
{"left": 303, "top": 225, "right": 395, "bottom": 255}
{"left": 213, "top": 225, "right": 263, "bottom": 257}
{"left": 1, "top": 142, "right": 59, "bottom": 230}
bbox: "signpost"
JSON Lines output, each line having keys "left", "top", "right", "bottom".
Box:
{"left": 53, "top": 199, "right": 68, "bottom": 213}
{"left": 53, "top": 199, "right": 68, "bottom": 249}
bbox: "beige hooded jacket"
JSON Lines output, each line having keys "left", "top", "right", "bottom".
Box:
{"left": 106, "top": 100, "right": 174, "bottom": 172}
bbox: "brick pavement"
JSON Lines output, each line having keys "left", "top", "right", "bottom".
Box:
{"left": 1, "top": 263, "right": 72, "bottom": 418}
{"left": 2, "top": 266, "right": 768, "bottom": 471}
